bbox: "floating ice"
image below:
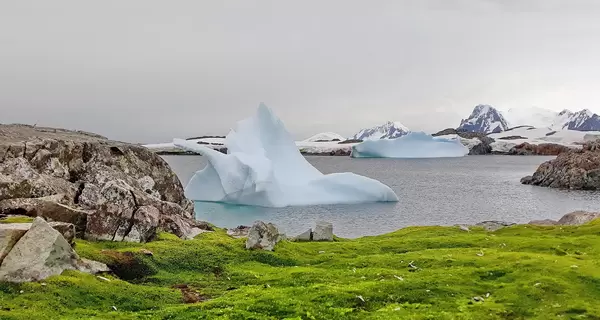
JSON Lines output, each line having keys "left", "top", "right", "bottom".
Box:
{"left": 173, "top": 103, "right": 398, "bottom": 207}
{"left": 351, "top": 132, "right": 469, "bottom": 158}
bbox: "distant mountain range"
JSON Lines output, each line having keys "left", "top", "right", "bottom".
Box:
{"left": 457, "top": 105, "right": 600, "bottom": 134}
{"left": 350, "top": 121, "right": 410, "bottom": 140}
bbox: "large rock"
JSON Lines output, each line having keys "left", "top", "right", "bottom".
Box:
{"left": 0, "top": 217, "right": 80, "bottom": 282}
{"left": 0, "top": 124, "right": 208, "bottom": 242}
{"left": 521, "top": 140, "right": 600, "bottom": 190}
{"left": 245, "top": 221, "right": 283, "bottom": 251}
{"left": 557, "top": 211, "right": 600, "bottom": 225}
{"left": 528, "top": 211, "right": 599, "bottom": 226}
{"left": 313, "top": 221, "right": 334, "bottom": 241}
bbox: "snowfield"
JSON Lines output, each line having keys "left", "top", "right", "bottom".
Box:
{"left": 488, "top": 126, "right": 600, "bottom": 153}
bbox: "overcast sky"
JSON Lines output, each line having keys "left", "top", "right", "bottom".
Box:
{"left": 2, "top": 0, "right": 600, "bottom": 143}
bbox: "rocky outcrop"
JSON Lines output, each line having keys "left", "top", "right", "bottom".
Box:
{"left": 508, "top": 142, "right": 573, "bottom": 156}
{"left": 432, "top": 129, "right": 494, "bottom": 155}
{"left": 521, "top": 140, "right": 600, "bottom": 190}
{"left": 529, "top": 211, "right": 600, "bottom": 226}
{"left": 245, "top": 221, "right": 284, "bottom": 251}
{"left": 0, "top": 217, "right": 108, "bottom": 283}
{"left": 0, "top": 124, "right": 210, "bottom": 242}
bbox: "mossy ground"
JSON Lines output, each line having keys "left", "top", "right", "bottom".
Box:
{"left": 1, "top": 221, "right": 599, "bottom": 319}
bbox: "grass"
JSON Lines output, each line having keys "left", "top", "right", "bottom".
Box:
{"left": 0, "top": 221, "right": 599, "bottom": 319}
{"left": 0, "top": 216, "right": 34, "bottom": 224}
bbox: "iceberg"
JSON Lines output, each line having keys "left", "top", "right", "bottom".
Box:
{"left": 351, "top": 132, "right": 469, "bottom": 158}
{"left": 173, "top": 103, "right": 398, "bottom": 207}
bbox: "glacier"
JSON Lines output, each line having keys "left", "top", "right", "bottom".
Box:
{"left": 173, "top": 103, "right": 399, "bottom": 207}
{"left": 351, "top": 132, "right": 469, "bottom": 158}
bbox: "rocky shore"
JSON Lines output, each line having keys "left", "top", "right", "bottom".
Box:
{"left": 521, "top": 140, "right": 600, "bottom": 189}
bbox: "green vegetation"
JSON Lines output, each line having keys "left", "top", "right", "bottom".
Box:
{"left": 1, "top": 222, "right": 600, "bottom": 319}
{"left": 0, "top": 216, "right": 34, "bottom": 224}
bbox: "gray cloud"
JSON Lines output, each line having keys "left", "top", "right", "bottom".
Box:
{"left": 2, "top": 0, "right": 600, "bottom": 143}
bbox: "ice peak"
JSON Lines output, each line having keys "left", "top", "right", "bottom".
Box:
{"left": 457, "top": 104, "right": 508, "bottom": 133}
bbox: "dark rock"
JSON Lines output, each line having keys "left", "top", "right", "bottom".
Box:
{"left": 498, "top": 136, "right": 528, "bottom": 140}
{"left": 509, "top": 142, "right": 573, "bottom": 156}
{"left": 521, "top": 140, "right": 600, "bottom": 189}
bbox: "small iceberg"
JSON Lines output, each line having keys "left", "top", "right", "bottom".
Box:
{"left": 351, "top": 132, "right": 469, "bottom": 158}
{"left": 173, "top": 103, "right": 398, "bottom": 207}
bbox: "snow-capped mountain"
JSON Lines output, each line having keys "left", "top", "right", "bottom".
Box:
{"left": 504, "top": 107, "right": 600, "bottom": 131}
{"left": 563, "top": 109, "right": 600, "bottom": 131}
{"left": 457, "top": 105, "right": 508, "bottom": 133}
{"left": 351, "top": 121, "right": 410, "bottom": 140}
{"left": 303, "top": 132, "right": 345, "bottom": 142}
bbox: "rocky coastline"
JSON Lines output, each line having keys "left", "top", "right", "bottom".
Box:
{"left": 521, "top": 140, "right": 600, "bottom": 190}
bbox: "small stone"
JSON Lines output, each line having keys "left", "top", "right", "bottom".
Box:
{"left": 473, "top": 296, "right": 484, "bottom": 302}
{"left": 139, "top": 249, "right": 154, "bottom": 256}
{"left": 459, "top": 225, "right": 470, "bottom": 232}
{"left": 112, "top": 306, "right": 117, "bottom": 311}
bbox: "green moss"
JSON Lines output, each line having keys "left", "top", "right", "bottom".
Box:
{"left": 1, "top": 224, "right": 600, "bottom": 319}
{"left": 0, "top": 216, "right": 34, "bottom": 224}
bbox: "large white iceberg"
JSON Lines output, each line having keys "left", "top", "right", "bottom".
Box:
{"left": 351, "top": 132, "right": 469, "bottom": 158}
{"left": 173, "top": 103, "right": 398, "bottom": 207}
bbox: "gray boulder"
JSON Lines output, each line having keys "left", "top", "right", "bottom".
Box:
{"left": 292, "top": 228, "right": 313, "bottom": 241}
{"left": 0, "top": 217, "right": 79, "bottom": 282}
{"left": 0, "top": 124, "right": 209, "bottom": 242}
{"left": 313, "top": 221, "right": 333, "bottom": 241}
{"left": 246, "top": 221, "right": 283, "bottom": 251}
{"left": 528, "top": 211, "right": 600, "bottom": 226}
{"left": 475, "top": 221, "right": 516, "bottom": 231}
{"left": 557, "top": 211, "right": 600, "bottom": 225}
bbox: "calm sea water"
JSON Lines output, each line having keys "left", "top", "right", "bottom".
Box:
{"left": 162, "top": 155, "right": 600, "bottom": 238}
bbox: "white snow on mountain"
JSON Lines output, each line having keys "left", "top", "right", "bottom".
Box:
{"left": 503, "top": 107, "right": 600, "bottom": 131}
{"left": 488, "top": 126, "right": 600, "bottom": 153}
{"left": 457, "top": 104, "right": 509, "bottom": 134}
{"left": 351, "top": 121, "right": 410, "bottom": 140}
{"left": 303, "top": 132, "right": 345, "bottom": 142}
{"left": 503, "top": 107, "right": 559, "bottom": 129}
